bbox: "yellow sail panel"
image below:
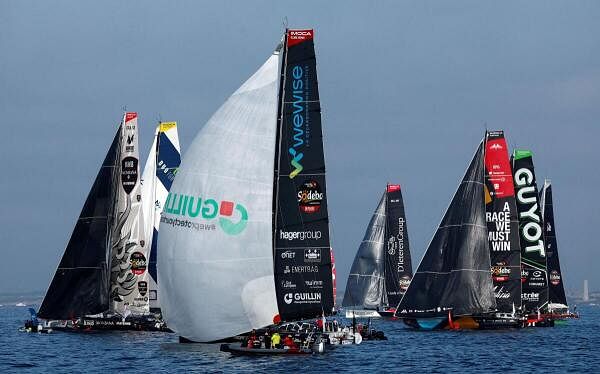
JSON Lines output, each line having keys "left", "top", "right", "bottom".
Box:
{"left": 159, "top": 122, "right": 177, "bottom": 132}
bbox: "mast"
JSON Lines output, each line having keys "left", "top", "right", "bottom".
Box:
{"left": 38, "top": 127, "right": 121, "bottom": 320}
{"left": 540, "top": 180, "right": 568, "bottom": 310}
{"left": 396, "top": 140, "right": 496, "bottom": 318}
{"left": 383, "top": 184, "right": 412, "bottom": 307}
{"left": 484, "top": 131, "right": 522, "bottom": 313}
{"left": 273, "top": 28, "right": 334, "bottom": 321}
{"left": 511, "top": 150, "right": 549, "bottom": 313}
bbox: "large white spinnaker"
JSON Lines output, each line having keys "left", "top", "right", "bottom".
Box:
{"left": 141, "top": 122, "right": 181, "bottom": 310}
{"left": 158, "top": 53, "right": 280, "bottom": 342}
{"left": 110, "top": 112, "right": 149, "bottom": 316}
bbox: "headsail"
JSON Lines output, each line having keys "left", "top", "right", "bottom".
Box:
{"left": 384, "top": 184, "right": 412, "bottom": 307}
{"left": 540, "top": 180, "right": 568, "bottom": 310}
{"left": 484, "top": 131, "right": 521, "bottom": 312}
{"left": 342, "top": 194, "right": 386, "bottom": 308}
{"left": 109, "top": 112, "right": 148, "bottom": 316}
{"left": 396, "top": 140, "right": 496, "bottom": 318}
{"left": 511, "top": 150, "right": 548, "bottom": 313}
{"left": 38, "top": 128, "right": 121, "bottom": 320}
{"left": 274, "top": 29, "right": 334, "bottom": 321}
{"left": 140, "top": 122, "right": 181, "bottom": 310}
{"left": 158, "top": 52, "right": 281, "bottom": 342}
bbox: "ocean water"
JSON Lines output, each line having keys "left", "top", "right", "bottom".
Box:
{"left": 1, "top": 305, "right": 599, "bottom": 373}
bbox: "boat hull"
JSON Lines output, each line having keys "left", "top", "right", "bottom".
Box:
{"left": 220, "top": 344, "right": 319, "bottom": 355}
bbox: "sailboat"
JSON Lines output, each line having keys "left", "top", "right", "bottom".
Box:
{"left": 342, "top": 184, "right": 412, "bottom": 318}
{"left": 511, "top": 150, "right": 553, "bottom": 327}
{"left": 140, "top": 122, "right": 181, "bottom": 314}
{"left": 35, "top": 113, "right": 164, "bottom": 331}
{"left": 157, "top": 29, "right": 334, "bottom": 348}
{"left": 482, "top": 131, "right": 523, "bottom": 327}
{"left": 540, "top": 179, "right": 576, "bottom": 320}
{"left": 395, "top": 137, "right": 497, "bottom": 330}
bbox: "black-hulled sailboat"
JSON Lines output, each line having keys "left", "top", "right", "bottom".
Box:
{"left": 34, "top": 113, "right": 167, "bottom": 332}
{"left": 540, "top": 179, "right": 577, "bottom": 320}
{"left": 395, "top": 137, "right": 497, "bottom": 330}
{"left": 481, "top": 131, "right": 523, "bottom": 328}
{"left": 158, "top": 29, "right": 332, "bottom": 353}
{"left": 511, "top": 150, "right": 553, "bottom": 327}
{"left": 342, "top": 184, "right": 412, "bottom": 318}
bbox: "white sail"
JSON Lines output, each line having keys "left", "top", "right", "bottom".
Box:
{"left": 110, "top": 112, "right": 149, "bottom": 316}
{"left": 158, "top": 53, "right": 280, "bottom": 342}
{"left": 141, "top": 122, "right": 181, "bottom": 310}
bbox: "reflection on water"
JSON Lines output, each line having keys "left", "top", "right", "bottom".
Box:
{"left": 1, "top": 305, "right": 599, "bottom": 373}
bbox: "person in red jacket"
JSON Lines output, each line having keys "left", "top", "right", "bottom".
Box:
{"left": 283, "top": 334, "right": 297, "bottom": 351}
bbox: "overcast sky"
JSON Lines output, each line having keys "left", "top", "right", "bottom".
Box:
{"left": 1, "top": 1, "right": 599, "bottom": 297}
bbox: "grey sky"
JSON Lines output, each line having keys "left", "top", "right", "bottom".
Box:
{"left": 1, "top": 1, "right": 599, "bottom": 296}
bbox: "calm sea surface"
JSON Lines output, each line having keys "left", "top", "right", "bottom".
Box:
{"left": 1, "top": 304, "right": 599, "bottom": 373}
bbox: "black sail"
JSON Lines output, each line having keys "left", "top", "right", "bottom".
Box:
{"left": 484, "top": 131, "right": 522, "bottom": 312}
{"left": 274, "top": 29, "right": 334, "bottom": 321}
{"left": 38, "top": 128, "right": 120, "bottom": 320}
{"left": 511, "top": 150, "right": 548, "bottom": 313}
{"left": 396, "top": 141, "right": 496, "bottom": 318}
{"left": 384, "top": 184, "right": 413, "bottom": 307}
{"left": 342, "top": 193, "right": 386, "bottom": 308}
{"left": 540, "top": 180, "right": 568, "bottom": 308}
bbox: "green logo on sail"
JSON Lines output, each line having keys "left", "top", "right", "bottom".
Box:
{"left": 163, "top": 193, "right": 248, "bottom": 235}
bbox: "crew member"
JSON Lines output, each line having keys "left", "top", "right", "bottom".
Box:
{"left": 271, "top": 331, "right": 281, "bottom": 349}
{"left": 283, "top": 334, "right": 297, "bottom": 350}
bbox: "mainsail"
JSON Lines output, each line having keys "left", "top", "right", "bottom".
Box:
{"left": 396, "top": 140, "right": 496, "bottom": 318}
{"left": 38, "top": 128, "right": 121, "bottom": 320}
{"left": 158, "top": 29, "right": 333, "bottom": 342}
{"left": 274, "top": 28, "right": 334, "bottom": 321}
{"left": 511, "top": 150, "right": 548, "bottom": 313}
{"left": 109, "top": 112, "right": 149, "bottom": 316}
{"left": 140, "top": 122, "right": 181, "bottom": 310}
{"left": 342, "top": 184, "right": 412, "bottom": 309}
{"left": 484, "top": 131, "right": 521, "bottom": 312}
{"left": 540, "top": 180, "right": 568, "bottom": 310}
{"left": 342, "top": 194, "right": 387, "bottom": 308}
{"left": 384, "top": 184, "right": 412, "bottom": 307}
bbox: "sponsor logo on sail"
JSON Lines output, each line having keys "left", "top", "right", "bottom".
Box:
{"left": 304, "top": 248, "right": 322, "bottom": 263}
{"left": 163, "top": 193, "right": 248, "bottom": 235}
{"left": 121, "top": 157, "right": 139, "bottom": 194}
{"left": 281, "top": 280, "right": 297, "bottom": 289}
{"left": 281, "top": 251, "right": 296, "bottom": 259}
{"left": 279, "top": 230, "right": 322, "bottom": 241}
{"left": 399, "top": 275, "right": 411, "bottom": 292}
{"left": 297, "top": 180, "right": 324, "bottom": 213}
{"left": 494, "top": 286, "right": 511, "bottom": 299}
{"left": 514, "top": 166, "right": 545, "bottom": 257}
{"left": 284, "top": 265, "right": 319, "bottom": 273}
{"left": 522, "top": 292, "right": 540, "bottom": 302}
{"left": 492, "top": 263, "right": 511, "bottom": 282}
{"left": 283, "top": 292, "right": 322, "bottom": 304}
{"left": 288, "top": 65, "right": 307, "bottom": 179}
{"left": 305, "top": 280, "right": 323, "bottom": 289}
{"left": 130, "top": 252, "right": 147, "bottom": 275}
{"left": 550, "top": 270, "right": 561, "bottom": 285}
{"left": 137, "top": 281, "right": 148, "bottom": 296}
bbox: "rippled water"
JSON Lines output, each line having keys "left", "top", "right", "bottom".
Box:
{"left": 1, "top": 305, "right": 599, "bottom": 373}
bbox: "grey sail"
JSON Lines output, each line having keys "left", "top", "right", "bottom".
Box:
{"left": 342, "top": 193, "right": 387, "bottom": 308}
{"left": 38, "top": 128, "right": 120, "bottom": 320}
{"left": 396, "top": 141, "right": 496, "bottom": 318}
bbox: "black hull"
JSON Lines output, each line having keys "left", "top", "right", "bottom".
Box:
{"left": 220, "top": 344, "right": 313, "bottom": 356}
